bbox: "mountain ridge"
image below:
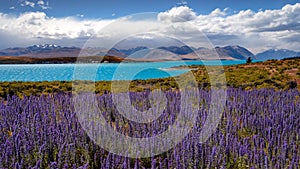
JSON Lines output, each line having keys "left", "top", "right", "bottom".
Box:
{"left": 0, "top": 44, "right": 256, "bottom": 61}
{"left": 256, "top": 49, "right": 300, "bottom": 60}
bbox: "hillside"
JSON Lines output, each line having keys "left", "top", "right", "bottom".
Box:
{"left": 215, "top": 45, "right": 255, "bottom": 60}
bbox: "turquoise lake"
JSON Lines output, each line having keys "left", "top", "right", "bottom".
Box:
{"left": 0, "top": 60, "right": 253, "bottom": 82}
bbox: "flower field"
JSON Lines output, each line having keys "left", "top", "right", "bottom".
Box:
{"left": 0, "top": 88, "right": 299, "bottom": 168}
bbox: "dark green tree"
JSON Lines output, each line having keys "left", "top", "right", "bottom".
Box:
{"left": 246, "top": 57, "right": 252, "bottom": 63}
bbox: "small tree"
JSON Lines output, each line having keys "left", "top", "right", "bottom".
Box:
{"left": 287, "top": 81, "right": 297, "bottom": 89}
{"left": 246, "top": 57, "right": 252, "bottom": 63}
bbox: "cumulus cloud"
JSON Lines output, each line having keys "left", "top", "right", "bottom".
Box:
{"left": 185, "top": 3, "right": 300, "bottom": 52}
{"left": 0, "top": 11, "right": 115, "bottom": 49}
{"left": 210, "top": 8, "right": 228, "bottom": 17}
{"left": 0, "top": 12, "right": 112, "bottom": 39}
{"left": 158, "top": 6, "right": 197, "bottom": 22}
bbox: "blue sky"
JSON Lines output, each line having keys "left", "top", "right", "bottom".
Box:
{"left": 1, "top": 0, "right": 299, "bottom": 19}
{"left": 0, "top": 0, "right": 300, "bottom": 53}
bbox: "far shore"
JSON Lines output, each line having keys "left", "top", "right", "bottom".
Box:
{"left": 0, "top": 55, "right": 240, "bottom": 64}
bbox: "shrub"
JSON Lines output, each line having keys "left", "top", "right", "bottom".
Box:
{"left": 287, "top": 81, "right": 297, "bottom": 89}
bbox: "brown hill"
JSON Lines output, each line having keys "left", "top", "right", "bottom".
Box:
{"left": 0, "top": 56, "right": 124, "bottom": 64}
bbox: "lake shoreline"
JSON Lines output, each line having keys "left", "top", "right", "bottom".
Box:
{"left": 0, "top": 60, "right": 250, "bottom": 82}
{"left": 0, "top": 55, "right": 246, "bottom": 64}
{"left": 0, "top": 58, "right": 299, "bottom": 98}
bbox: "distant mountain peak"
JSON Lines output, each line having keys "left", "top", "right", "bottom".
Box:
{"left": 215, "top": 45, "right": 255, "bottom": 60}
{"left": 157, "top": 45, "right": 195, "bottom": 55}
{"left": 0, "top": 44, "right": 81, "bottom": 57}
{"left": 268, "top": 48, "right": 291, "bottom": 52}
{"left": 29, "top": 44, "right": 61, "bottom": 49}
{"left": 36, "top": 44, "right": 59, "bottom": 48}
{"left": 231, "top": 45, "right": 240, "bottom": 48}
{"left": 256, "top": 48, "right": 300, "bottom": 60}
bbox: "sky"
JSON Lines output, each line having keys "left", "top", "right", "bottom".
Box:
{"left": 0, "top": 0, "right": 300, "bottom": 53}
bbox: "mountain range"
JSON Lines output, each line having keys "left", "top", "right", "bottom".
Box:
{"left": 0, "top": 44, "right": 298, "bottom": 61}
{"left": 0, "top": 44, "right": 256, "bottom": 61}
{"left": 256, "top": 49, "right": 300, "bottom": 60}
{"left": 0, "top": 44, "right": 81, "bottom": 58}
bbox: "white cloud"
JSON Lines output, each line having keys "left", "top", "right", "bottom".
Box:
{"left": 0, "top": 3, "right": 300, "bottom": 52}
{"left": 0, "top": 12, "right": 112, "bottom": 40}
{"left": 76, "top": 14, "right": 84, "bottom": 18}
{"left": 158, "top": 6, "right": 197, "bottom": 22}
{"left": 37, "top": 0, "right": 44, "bottom": 5}
{"left": 37, "top": 0, "right": 50, "bottom": 10}
{"left": 9, "top": 6, "right": 15, "bottom": 10}
{"left": 185, "top": 3, "right": 300, "bottom": 52}
{"left": 210, "top": 8, "right": 228, "bottom": 17}
{"left": 20, "top": 0, "right": 35, "bottom": 8}
{"left": 177, "top": 1, "right": 188, "bottom": 6}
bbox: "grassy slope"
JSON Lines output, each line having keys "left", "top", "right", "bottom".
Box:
{"left": 0, "top": 58, "right": 299, "bottom": 98}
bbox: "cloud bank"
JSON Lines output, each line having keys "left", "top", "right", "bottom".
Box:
{"left": 0, "top": 12, "right": 113, "bottom": 48}
{"left": 0, "top": 3, "right": 299, "bottom": 53}
{"left": 158, "top": 4, "right": 300, "bottom": 52}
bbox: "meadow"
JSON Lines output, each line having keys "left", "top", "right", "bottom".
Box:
{"left": 0, "top": 58, "right": 300, "bottom": 168}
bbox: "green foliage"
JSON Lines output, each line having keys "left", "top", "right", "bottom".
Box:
{"left": 246, "top": 57, "right": 252, "bottom": 63}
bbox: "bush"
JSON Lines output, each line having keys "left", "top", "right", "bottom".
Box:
{"left": 246, "top": 57, "right": 252, "bottom": 63}
{"left": 287, "top": 81, "right": 297, "bottom": 89}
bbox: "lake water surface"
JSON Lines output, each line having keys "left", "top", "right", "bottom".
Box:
{"left": 0, "top": 60, "right": 252, "bottom": 82}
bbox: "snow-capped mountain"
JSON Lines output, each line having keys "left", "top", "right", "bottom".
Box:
{"left": 0, "top": 44, "right": 256, "bottom": 60}
{"left": 27, "top": 44, "right": 62, "bottom": 50}
{"left": 256, "top": 49, "right": 300, "bottom": 60}
{"left": 0, "top": 44, "right": 81, "bottom": 57}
